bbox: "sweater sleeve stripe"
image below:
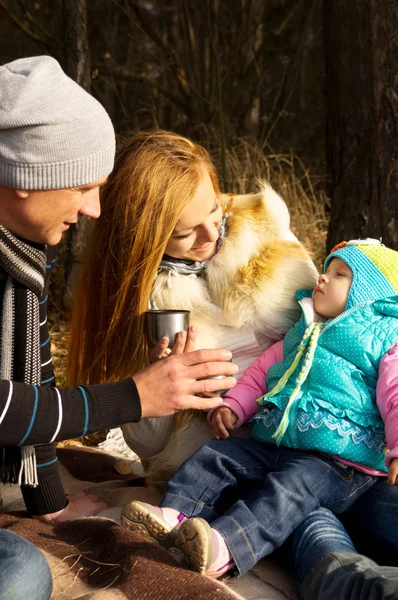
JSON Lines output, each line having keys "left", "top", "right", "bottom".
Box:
{"left": 37, "top": 457, "right": 58, "bottom": 468}
{"left": 40, "top": 335, "right": 50, "bottom": 348}
{"left": 49, "top": 387, "right": 62, "bottom": 443}
{"left": 18, "top": 385, "right": 38, "bottom": 446}
{"left": 0, "top": 380, "right": 12, "bottom": 425}
{"left": 78, "top": 386, "right": 89, "bottom": 436}
{"left": 0, "top": 378, "right": 140, "bottom": 446}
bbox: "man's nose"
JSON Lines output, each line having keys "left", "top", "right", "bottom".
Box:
{"left": 79, "top": 187, "right": 101, "bottom": 219}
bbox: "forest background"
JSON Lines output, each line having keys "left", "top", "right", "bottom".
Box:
{"left": 1, "top": 0, "right": 398, "bottom": 393}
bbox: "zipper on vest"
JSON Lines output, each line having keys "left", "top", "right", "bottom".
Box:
{"left": 298, "top": 299, "right": 374, "bottom": 336}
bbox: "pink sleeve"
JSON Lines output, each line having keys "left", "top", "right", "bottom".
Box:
{"left": 208, "top": 340, "right": 284, "bottom": 427}
{"left": 377, "top": 343, "right": 398, "bottom": 467}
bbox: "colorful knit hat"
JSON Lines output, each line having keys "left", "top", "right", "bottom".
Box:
{"left": 324, "top": 239, "right": 398, "bottom": 310}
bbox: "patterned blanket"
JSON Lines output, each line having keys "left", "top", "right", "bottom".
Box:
{"left": 0, "top": 445, "right": 297, "bottom": 600}
{"left": 0, "top": 512, "right": 243, "bottom": 600}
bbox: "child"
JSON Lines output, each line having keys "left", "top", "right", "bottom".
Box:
{"left": 124, "top": 239, "right": 398, "bottom": 579}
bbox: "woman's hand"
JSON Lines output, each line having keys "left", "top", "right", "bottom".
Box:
{"left": 149, "top": 326, "right": 197, "bottom": 362}
{"left": 210, "top": 406, "right": 238, "bottom": 439}
{"left": 388, "top": 458, "right": 398, "bottom": 486}
{"left": 36, "top": 491, "right": 107, "bottom": 523}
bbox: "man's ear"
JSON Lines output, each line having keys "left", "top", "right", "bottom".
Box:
{"left": 15, "top": 190, "right": 29, "bottom": 199}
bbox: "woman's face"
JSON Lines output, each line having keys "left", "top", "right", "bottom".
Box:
{"left": 165, "top": 170, "right": 223, "bottom": 262}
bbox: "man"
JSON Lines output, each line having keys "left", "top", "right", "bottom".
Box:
{"left": 0, "top": 55, "right": 237, "bottom": 600}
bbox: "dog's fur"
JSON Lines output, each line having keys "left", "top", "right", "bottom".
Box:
{"left": 134, "top": 183, "right": 318, "bottom": 490}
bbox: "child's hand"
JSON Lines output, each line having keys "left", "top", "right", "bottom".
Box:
{"left": 211, "top": 406, "right": 238, "bottom": 439}
{"left": 171, "top": 326, "right": 196, "bottom": 355}
{"left": 149, "top": 326, "right": 196, "bottom": 362}
{"left": 148, "top": 336, "right": 171, "bottom": 362}
{"left": 388, "top": 458, "right": 398, "bottom": 486}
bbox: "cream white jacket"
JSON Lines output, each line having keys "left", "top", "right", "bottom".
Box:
{"left": 123, "top": 183, "right": 318, "bottom": 488}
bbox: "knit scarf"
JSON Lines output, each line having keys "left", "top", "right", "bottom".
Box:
{"left": 0, "top": 225, "right": 46, "bottom": 486}
{"left": 149, "top": 217, "right": 227, "bottom": 307}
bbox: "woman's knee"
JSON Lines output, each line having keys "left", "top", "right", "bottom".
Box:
{"left": 288, "top": 508, "right": 356, "bottom": 586}
{"left": 345, "top": 478, "right": 398, "bottom": 563}
{"left": 0, "top": 530, "right": 52, "bottom": 600}
{"left": 122, "top": 416, "right": 174, "bottom": 459}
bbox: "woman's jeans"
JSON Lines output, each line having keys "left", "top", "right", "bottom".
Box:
{"left": 0, "top": 529, "right": 52, "bottom": 600}
{"left": 346, "top": 478, "right": 398, "bottom": 565}
{"left": 289, "top": 478, "right": 398, "bottom": 575}
{"left": 161, "top": 437, "right": 376, "bottom": 575}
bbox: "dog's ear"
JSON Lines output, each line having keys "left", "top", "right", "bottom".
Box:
{"left": 255, "top": 181, "right": 291, "bottom": 237}
{"left": 222, "top": 182, "right": 291, "bottom": 241}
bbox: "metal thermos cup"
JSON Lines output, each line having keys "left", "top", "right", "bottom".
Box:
{"left": 145, "top": 310, "right": 190, "bottom": 348}
{"left": 197, "top": 359, "right": 233, "bottom": 397}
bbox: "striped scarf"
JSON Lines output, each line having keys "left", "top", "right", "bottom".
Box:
{"left": 0, "top": 225, "right": 46, "bottom": 486}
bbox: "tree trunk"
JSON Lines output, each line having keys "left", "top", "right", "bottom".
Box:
{"left": 63, "top": 0, "right": 91, "bottom": 310}
{"left": 325, "top": 0, "right": 398, "bottom": 251}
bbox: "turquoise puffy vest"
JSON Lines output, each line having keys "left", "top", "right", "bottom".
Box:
{"left": 251, "top": 292, "right": 398, "bottom": 472}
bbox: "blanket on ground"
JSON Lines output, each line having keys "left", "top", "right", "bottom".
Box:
{"left": 0, "top": 512, "right": 242, "bottom": 600}
{"left": 1, "top": 445, "right": 298, "bottom": 600}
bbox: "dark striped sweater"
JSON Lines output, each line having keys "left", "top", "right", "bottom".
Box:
{"left": 0, "top": 245, "right": 141, "bottom": 515}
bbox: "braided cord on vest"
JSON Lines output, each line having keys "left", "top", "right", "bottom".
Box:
{"left": 271, "top": 322, "right": 323, "bottom": 444}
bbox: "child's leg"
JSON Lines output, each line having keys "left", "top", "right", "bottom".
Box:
{"left": 178, "top": 450, "right": 376, "bottom": 576}
{"left": 160, "top": 437, "right": 280, "bottom": 521}
{"left": 123, "top": 437, "right": 278, "bottom": 550}
{"left": 125, "top": 443, "right": 376, "bottom": 577}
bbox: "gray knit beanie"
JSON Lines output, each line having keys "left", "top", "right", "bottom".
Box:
{"left": 0, "top": 55, "right": 115, "bottom": 190}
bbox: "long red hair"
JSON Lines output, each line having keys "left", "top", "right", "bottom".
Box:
{"left": 67, "top": 130, "right": 220, "bottom": 385}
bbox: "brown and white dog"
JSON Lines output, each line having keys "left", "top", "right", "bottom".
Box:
{"left": 123, "top": 182, "right": 318, "bottom": 490}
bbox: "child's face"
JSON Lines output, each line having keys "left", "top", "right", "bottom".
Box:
{"left": 312, "top": 258, "right": 353, "bottom": 319}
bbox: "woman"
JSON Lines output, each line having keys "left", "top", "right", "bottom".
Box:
{"left": 68, "top": 130, "right": 317, "bottom": 488}
{"left": 68, "top": 131, "right": 398, "bottom": 598}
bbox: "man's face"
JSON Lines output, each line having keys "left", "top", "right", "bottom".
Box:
{"left": 1, "top": 177, "right": 107, "bottom": 245}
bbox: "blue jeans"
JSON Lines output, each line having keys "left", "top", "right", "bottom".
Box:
{"left": 289, "top": 478, "right": 398, "bottom": 584}
{"left": 346, "top": 478, "right": 398, "bottom": 564}
{"left": 161, "top": 437, "right": 376, "bottom": 575}
{"left": 0, "top": 529, "right": 52, "bottom": 600}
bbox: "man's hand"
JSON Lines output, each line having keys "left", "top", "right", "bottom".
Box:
{"left": 211, "top": 406, "right": 238, "bottom": 439}
{"left": 134, "top": 348, "right": 238, "bottom": 418}
{"left": 148, "top": 327, "right": 197, "bottom": 362}
{"left": 36, "top": 491, "right": 107, "bottom": 523}
{"left": 388, "top": 458, "right": 398, "bottom": 486}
